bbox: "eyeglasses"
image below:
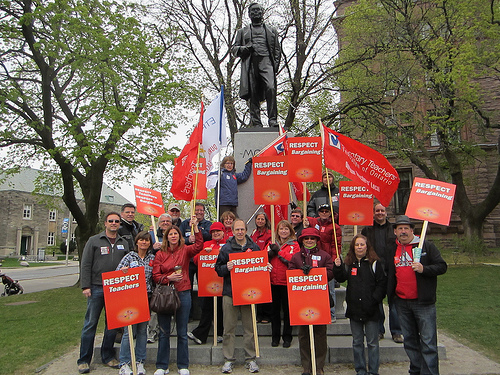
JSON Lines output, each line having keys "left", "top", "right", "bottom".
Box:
{"left": 302, "top": 236, "right": 316, "bottom": 240}
{"left": 318, "top": 210, "right": 330, "bottom": 213}
{"left": 291, "top": 214, "right": 301, "bottom": 218}
{"left": 107, "top": 220, "right": 120, "bottom": 223}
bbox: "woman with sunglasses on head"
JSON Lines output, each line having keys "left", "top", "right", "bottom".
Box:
{"left": 333, "top": 234, "right": 387, "bottom": 375}
{"left": 289, "top": 227, "right": 334, "bottom": 375}
{"left": 152, "top": 216, "right": 203, "bottom": 375}
{"left": 116, "top": 231, "right": 155, "bottom": 375}
{"left": 220, "top": 210, "right": 236, "bottom": 242}
{"left": 268, "top": 220, "right": 300, "bottom": 348}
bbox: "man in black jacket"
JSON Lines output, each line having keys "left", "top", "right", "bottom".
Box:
{"left": 306, "top": 170, "right": 339, "bottom": 218}
{"left": 387, "top": 215, "right": 447, "bottom": 375}
{"left": 117, "top": 203, "right": 144, "bottom": 251}
{"left": 215, "top": 219, "right": 262, "bottom": 374}
{"left": 361, "top": 203, "right": 403, "bottom": 343}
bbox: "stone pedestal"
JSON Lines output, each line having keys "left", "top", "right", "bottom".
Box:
{"left": 234, "top": 129, "right": 281, "bottom": 232}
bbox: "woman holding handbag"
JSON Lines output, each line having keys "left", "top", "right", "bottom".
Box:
{"left": 152, "top": 216, "right": 203, "bottom": 375}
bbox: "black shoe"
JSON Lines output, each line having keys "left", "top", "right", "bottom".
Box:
{"left": 271, "top": 340, "right": 279, "bottom": 347}
{"left": 283, "top": 341, "right": 291, "bottom": 348}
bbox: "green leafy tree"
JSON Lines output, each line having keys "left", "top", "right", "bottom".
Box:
{"left": 334, "top": 0, "right": 500, "bottom": 240}
{"left": 0, "top": 0, "right": 193, "bottom": 254}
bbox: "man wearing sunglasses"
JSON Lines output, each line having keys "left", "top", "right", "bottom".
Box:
{"left": 77, "top": 212, "right": 130, "bottom": 374}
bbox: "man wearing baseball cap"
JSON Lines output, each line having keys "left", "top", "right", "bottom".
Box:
{"left": 306, "top": 170, "right": 339, "bottom": 218}
{"left": 168, "top": 202, "right": 183, "bottom": 227}
{"left": 387, "top": 215, "right": 447, "bottom": 375}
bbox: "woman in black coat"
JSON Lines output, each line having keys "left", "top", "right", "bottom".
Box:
{"left": 333, "top": 234, "right": 387, "bottom": 375}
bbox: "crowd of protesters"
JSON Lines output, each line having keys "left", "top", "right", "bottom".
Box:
{"left": 77, "top": 164, "right": 447, "bottom": 375}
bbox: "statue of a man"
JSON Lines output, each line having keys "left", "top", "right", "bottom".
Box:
{"left": 232, "top": 3, "right": 281, "bottom": 128}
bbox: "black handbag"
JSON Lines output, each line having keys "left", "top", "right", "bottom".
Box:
{"left": 150, "top": 278, "right": 181, "bottom": 314}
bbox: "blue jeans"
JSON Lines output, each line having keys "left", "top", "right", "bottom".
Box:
{"left": 156, "top": 290, "right": 191, "bottom": 371}
{"left": 329, "top": 279, "right": 336, "bottom": 318}
{"left": 119, "top": 321, "right": 148, "bottom": 366}
{"left": 78, "top": 285, "right": 117, "bottom": 365}
{"left": 395, "top": 298, "right": 439, "bottom": 375}
{"left": 350, "top": 319, "right": 380, "bottom": 375}
{"left": 378, "top": 301, "right": 403, "bottom": 336}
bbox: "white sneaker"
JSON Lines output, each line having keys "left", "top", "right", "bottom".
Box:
{"left": 154, "top": 369, "right": 169, "bottom": 375}
{"left": 137, "top": 362, "right": 146, "bottom": 375}
{"left": 178, "top": 369, "right": 190, "bottom": 375}
{"left": 221, "top": 361, "right": 234, "bottom": 374}
{"left": 245, "top": 360, "right": 259, "bottom": 373}
{"left": 187, "top": 331, "right": 202, "bottom": 345}
{"left": 119, "top": 364, "right": 132, "bottom": 375}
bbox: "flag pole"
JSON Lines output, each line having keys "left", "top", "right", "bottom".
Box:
{"left": 191, "top": 143, "right": 202, "bottom": 231}
{"left": 320, "top": 119, "right": 339, "bottom": 255}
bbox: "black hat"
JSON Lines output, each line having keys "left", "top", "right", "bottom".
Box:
{"left": 393, "top": 215, "right": 414, "bottom": 228}
{"left": 317, "top": 203, "right": 331, "bottom": 212}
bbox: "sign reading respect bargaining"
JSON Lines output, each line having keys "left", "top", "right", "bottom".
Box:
{"left": 405, "top": 177, "right": 456, "bottom": 226}
{"left": 286, "top": 268, "right": 331, "bottom": 326}
{"left": 253, "top": 156, "right": 289, "bottom": 206}
{"left": 197, "top": 246, "right": 223, "bottom": 297}
{"left": 338, "top": 181, "right": 374, "bottom": 226}
{"left": 229, "top": 252, "right": 272, "bottom": 306}
{"left": 134, "top": 186, "right": 165, "bottom": 217}
{"left": 102, "top": 268, "right": 150, "bottom": 330}
{"left": 287, "top": 137, "right": 322, "bottom": 182}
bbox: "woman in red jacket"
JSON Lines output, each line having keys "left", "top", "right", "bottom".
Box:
{"left": 268, "top": 220, "right": 300, "bottom": 348}
{"left": 152, "top": 216, "right": 203, "bottom": 375}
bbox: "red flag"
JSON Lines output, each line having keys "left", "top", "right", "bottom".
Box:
{"left": 321, "top": 123, "right": 399, "bottom": 206}
{"left": 256, "top": 133, "right": 310, "bottom": 204}
{"left": 263, "top": 204, "right": 288, "bottom": 231}
{"left": 170, "top": 102, "right": 204, "bottom": 201}
{"left": 256, "top": 133, "right": 287, "bottom": 157}
{"left": 291, "top": 181, "right": 311, "bottom": 202}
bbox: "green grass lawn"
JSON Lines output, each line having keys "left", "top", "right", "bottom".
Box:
{"left": 0, "top": 265, "right": 498, "bottom": 374}
{"left": 0, "top": 257, "right": 61, "bottom": 268}
{"left": 0, "top": 286, "right": 89, "bottom": 375}
{"left": 437, "top": 264, "right": 500, "bottom": 362}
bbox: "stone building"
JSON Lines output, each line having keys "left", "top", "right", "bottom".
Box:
{"left": 0, "top": 167, "right": 129, "bottom": 257}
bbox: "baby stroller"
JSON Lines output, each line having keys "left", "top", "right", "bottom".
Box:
{"left": 0, "top": 272, "right": 24, "bottom": 296}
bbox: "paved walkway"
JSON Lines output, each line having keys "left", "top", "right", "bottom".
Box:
{"left": 37, "top": 330, "right": 500, "bottom": 375}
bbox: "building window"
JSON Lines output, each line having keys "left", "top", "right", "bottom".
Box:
{"left": 23, "top": 204, "right": 32, "bottom": 220}
{"left": 49, "top": 209, "right": 57, "bottom": 221}
{"left": 394, "top": 169, "right": 413, "bottom": 215}
{"left": 105, "top": 195, "right": 115, "bottom": 202}
{"left": 71, "top": 233, "right": 76, "bottom": 242}
{"left": 47, "top": 232, "right": 55, "bottom": 246}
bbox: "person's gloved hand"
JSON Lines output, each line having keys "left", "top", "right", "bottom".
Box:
{"left": 301, "top": 264, "right": 312, "bottom": 275}
{"left": 268, "top": 244, "right": 279, "bottom": 259}
{"left": 289, "top": 202, "right": 297, "bottom": 210}
{"left": 246, "top": 157, "right": 253, "bottom": 164}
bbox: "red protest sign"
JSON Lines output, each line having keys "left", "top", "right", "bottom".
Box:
{"left": 134, "top": 186, "right": 165, "bottom": 217}
{"left": 102, "top": 268, "right": 150, "bottom": 330}
{"left": 253, "top": 156, "right": 289, "bottom": 205}
{"left": 405, "top": 177, "right": 456, "bottom": 226}
{"left": 287, "top": 268, "right": 331, "bottom": 326}
{"left": 229, "top": 251, "right": 272, "bottom": 306}
{"left": 338, "top": 181, "right": 374, "bottom": 226}
{"left": 287, "top": 137, "right": 322, "bottom": 182}
{"left": 197, "top": 246, "right": 223, "bottom": 297}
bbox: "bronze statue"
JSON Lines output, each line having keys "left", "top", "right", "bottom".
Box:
{"left": 232, "top": 3, "right": 281, "bottom": 128}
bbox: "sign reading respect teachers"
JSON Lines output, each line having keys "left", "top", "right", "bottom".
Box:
{"left": 229, "top": 252, "right": 272, "bottom": 306}
{"left": 102, "top": 268, "right": 150, "bottom": 330}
